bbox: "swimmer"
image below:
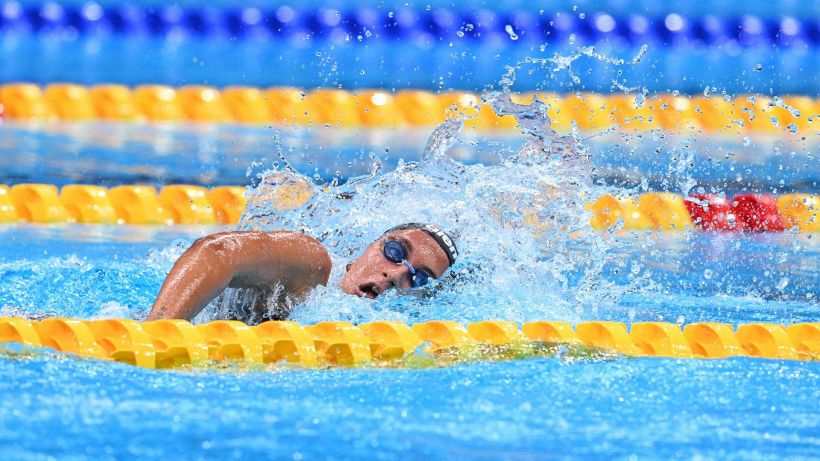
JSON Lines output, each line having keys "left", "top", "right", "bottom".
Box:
{"left": 146, "top": 223, "right": 458, "bottom": 324}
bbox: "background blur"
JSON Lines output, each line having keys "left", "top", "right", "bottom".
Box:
{"left": 1, "top": 0, "right": 817, "bottom": 93}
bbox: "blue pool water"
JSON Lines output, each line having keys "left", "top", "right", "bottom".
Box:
{"left": 1, "top": 122, "right": 816, "bottom": 193}
{"left": 0, "top": 222, "right": 818, "bottom": 461}
{"left": 3, "top": 34, "right": 816, "bottom": 94}
{"left": 2, "top": 0, "right": 819, "bottom": 457}
{"left": 2, "top": 347, "right": 819, "bottom": 460}
{"left": 0, "top": 111, "right": 818, "bottom": 459}
{"left": 0, "top": 218, "right": 818, "bottom": 460}
{"left": 1, "top": 95, "right": 819, "bottom": 458}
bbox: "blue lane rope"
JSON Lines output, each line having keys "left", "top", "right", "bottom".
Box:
{"left": 0, "top": 2, "right": 817, "bottom": 48}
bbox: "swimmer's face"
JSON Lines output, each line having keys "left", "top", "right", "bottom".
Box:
{"left": 338, "top": 229, "right": 450, "bottom": 299}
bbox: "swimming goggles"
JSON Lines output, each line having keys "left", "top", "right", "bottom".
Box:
{"left": 382, "top": 240, "right": 432, "bottom": 289}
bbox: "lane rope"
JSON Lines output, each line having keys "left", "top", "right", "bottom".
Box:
{"left": 0, "top": 83, "right": 816, "bottom": 133}
{"left": 1, "top": 317, "right": 817, "bottom": 368}
{"left": 0, "top": 183, "right": 816, "bottom": 231}
{"left": 0, "top": 3, "right": 814, "bottom": 49}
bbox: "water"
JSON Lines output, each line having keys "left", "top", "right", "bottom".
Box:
{"left": 1, "top": 121, "right": 815, "bottom": 192}
{"left": 1, "top": 35, "right": 818, "bottom": 460}
{"left": 0, "top": 225, "right": 816, "bottom": 324}
{"left": 0, "top": 222, "right": 817, "bottom": 459}
{"left": 1, "top": 90, "right": 817, "bottom": 326}
{"left": 2, "top": 349, "right": 819, "bottom": 460}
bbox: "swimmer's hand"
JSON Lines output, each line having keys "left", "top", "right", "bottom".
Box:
{"left": 146, "top": 231, "right": 331, "bottom": 321}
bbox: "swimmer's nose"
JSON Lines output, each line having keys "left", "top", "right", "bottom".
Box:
{"left": 382, "top": 264, "right": 410, "bottom": 290}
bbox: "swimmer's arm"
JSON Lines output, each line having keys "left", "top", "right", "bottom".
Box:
{"left": 147, "top": 231, "right": 332, "bottom": 321}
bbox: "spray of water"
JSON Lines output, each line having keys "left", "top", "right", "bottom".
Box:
{"left": 197, "top": 49, "right": 656, "bottom": 325}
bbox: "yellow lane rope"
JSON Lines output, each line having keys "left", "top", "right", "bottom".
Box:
{"left": 0, "top": 184, "right": 816, "bottom": 231}
{"left": 1, "top": 83, "right": 816, "bottom": 133}
{"left": 0, "top": 318, "right": 817, "bottom": 369}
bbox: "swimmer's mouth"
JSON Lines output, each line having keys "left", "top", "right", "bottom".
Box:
{"left": 358, "top": 283, "right": 380, "bottom": 299}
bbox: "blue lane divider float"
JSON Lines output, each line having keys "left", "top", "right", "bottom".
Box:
{"left": 1, "top": 1, "right": 818, "bottom": 48}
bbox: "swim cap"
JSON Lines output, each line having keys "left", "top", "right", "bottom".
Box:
{"left": 383, "top": 223, "right": 458, "bottom": 266}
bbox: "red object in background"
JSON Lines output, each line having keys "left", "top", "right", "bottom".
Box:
{"left": 685, "top": 194, "right": 745, "bottom": 230}
{"left": 730, "top": 194, "right": 786, "bottom": 231}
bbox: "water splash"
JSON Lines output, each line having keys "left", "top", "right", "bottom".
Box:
{"left": 499, "top": 45, "right": 648, "bottom": 88}
{"left": 222, "top": 53, "right": 656, "bottom": 325}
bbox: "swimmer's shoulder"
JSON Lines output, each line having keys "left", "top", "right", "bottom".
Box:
{"left": 263, "top": 230, "right": 326, "bottom": 251}
{"left": 264, "top": 230, "right": 332, "bottom": 286}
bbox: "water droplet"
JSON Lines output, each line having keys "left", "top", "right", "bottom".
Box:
{"left": 703, "top": 269, "right": 713, "bottom": 279}
{"left": 776, "top": 277, "right": 789, "bottom": 291}
{"left": 742, "top": 136, "right": 751, "bottom": 146}
{"left": 768, "top": 116, "right": 780, "bottom": 127}
{"left": 504, "top": 25, "right": 519, "bottom": 40}
{"left": 753, "top": 63, "right": 763, "bottom": 72}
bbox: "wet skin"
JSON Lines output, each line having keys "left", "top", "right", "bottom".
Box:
{"left": 147, "top": 228, "right": 450, "bottom": 322}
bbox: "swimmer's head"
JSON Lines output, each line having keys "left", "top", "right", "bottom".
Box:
{"left": 338, "top": 223, "right": 458, "bottom": 299}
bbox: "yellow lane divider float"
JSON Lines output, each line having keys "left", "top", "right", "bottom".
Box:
{"left": 0, "top": 183, "right": 816, "bottom": 231}
{"left": 1, "top": 83, "right": 817, "bottom": 133}
{"left": 0, "top": 183, "right": 244, "bottom": 225}
{"left": 0, "top": 318, "right": 817, "bottom": 369}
